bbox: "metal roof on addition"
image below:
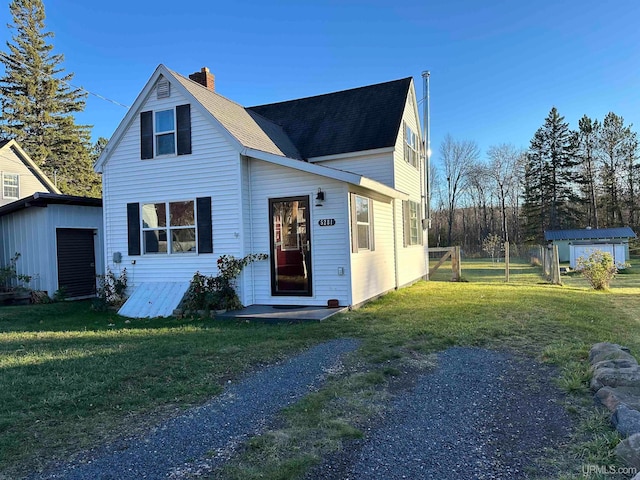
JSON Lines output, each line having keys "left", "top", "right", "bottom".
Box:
{"left": 544, "top": 227, "right": 637, "bottom": 241}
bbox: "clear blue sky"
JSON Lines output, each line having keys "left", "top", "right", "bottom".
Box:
{"left": 1, "top": 0, "right": 639, "bottom": 161}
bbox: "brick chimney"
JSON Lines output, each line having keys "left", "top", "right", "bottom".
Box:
{"left": 189, "top": 67, "right": 215, "bottom": 91}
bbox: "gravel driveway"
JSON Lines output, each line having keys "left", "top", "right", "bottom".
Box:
{"left": 310, "top": 347, "right": 573, "bottom": 479}
{"left": 28, "top": 343, "right": 573, "bottom": 480}
{"left": 28, "top": 339, "right": 360, "bottom": 480}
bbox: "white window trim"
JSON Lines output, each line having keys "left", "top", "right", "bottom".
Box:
{"left": 403, "top": 199, "right": 423, "bottom": 247}
{"left": 404, "top": 122, "right": 419, "bottom": 169}
{"left": 408, "top": 200, "right": 420, "bottom": 245}
{"left": 141, "top": 199, "right": 197, "bottom": 255}
{"left": 154, "top": 108, "right": 176, "bottom": 157}
{"left": 2, "top": 172, "right": 19, "bottom": 200}
{"left": 356, "top": 195, "right": 372, "bottom": 251}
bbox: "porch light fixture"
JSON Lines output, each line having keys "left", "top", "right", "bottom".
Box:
{"left": 315, "top": 188, "right": 325, "bottom": 206}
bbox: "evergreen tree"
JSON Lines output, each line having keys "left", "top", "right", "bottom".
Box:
{"left": 576, "top": 115, "right": 600, "bottom": 228}
{"left": 598, "top": 112, "right": 636, "bottom": 227}
{"left": 0, "top": 0, "right": 100, "bottom": 197}
{"left": 521, "top": 107, "right": 579, "bottom": 241}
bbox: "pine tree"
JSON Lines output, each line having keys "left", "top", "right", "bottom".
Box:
{"left": 598, "top": 112, "right": 637, "bottom": 227}
{"left": 576, "top": 115, "right": 600, "bottom": 228}
{"left": 0, "top": 0, "right": 100, "bottom": 197}
{"left": 521, "top": 107, "right": 579, "bottom": 241}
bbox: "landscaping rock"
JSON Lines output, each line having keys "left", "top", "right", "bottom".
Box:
{"left": 593, "top": 357, "right": 639, "bottom": 371}
{"left": 590, "top": 343, "right": 634, "bottom": 365}
{"left": 613, "top": 404, "right": 640, "bottom": 437}
{"left": 591, "top": 365, "right": 640, "bottom": 391}
{"left": 596, "top": 386, "right": 640, "bottom": 412}
{"left": 615, "top": 433, "right": 640, "bottom": 470}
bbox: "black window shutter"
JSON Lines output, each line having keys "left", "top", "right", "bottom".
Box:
{"left": 127, "top": 203, "right": 141, "bottom": 255}
{"left": 196, "top": 196, "right": 213, "bottom": 253}
{"left": 140, "top": 111, "right": 153, "bottom": 159}
{"left": 176, "top": 104, "right": 192, "bottom": 155}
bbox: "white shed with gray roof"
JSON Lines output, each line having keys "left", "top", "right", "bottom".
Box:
{"left": 0, "top": 193, "right": 104, "bottom": 298}
{"left": 544, "top": 227, "right": 636, "bottom": 266}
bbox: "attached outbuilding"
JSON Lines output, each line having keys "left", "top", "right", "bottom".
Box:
{"left": 0, "top": 193, "right": 104, "bottom": 298}
{"left": 544, "top": 227, "right": 637, "bottom": 268}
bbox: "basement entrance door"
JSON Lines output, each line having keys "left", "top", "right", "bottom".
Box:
{"left": 269, "top": 196, "right": 312, "bottom": 296}
{"left": 56, "top": 228, "right": 97, "bottom": 298}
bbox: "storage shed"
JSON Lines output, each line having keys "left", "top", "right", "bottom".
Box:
{"left": 544, "top": 227, "right": 637, "bottom": 268}
{"left": 0, "top": 193, "right": 104, "bottom": 298}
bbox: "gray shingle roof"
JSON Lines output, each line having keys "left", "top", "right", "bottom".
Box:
{"left": 248, "top": 77, "right": 412, "bottom": 159}
{"left": 168, "top": 69, "right": 302, "bottom": 159}
{"left": 544, "top": 227, "right": 637, "bottom": 241}
{"left": 168, "top": 67, "right": 412, "bottom": 161}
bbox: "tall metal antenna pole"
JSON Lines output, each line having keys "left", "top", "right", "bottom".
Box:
{"left": 422, "top": 71, "right": 431, "bottom": 280}
{"left": 422, "top": 71, "right": 431, "bottom": 228}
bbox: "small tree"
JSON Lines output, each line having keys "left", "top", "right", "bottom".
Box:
{"left": 482, "top": 234, "right": 503, "bottom": 263}
{"left": 575, "top": 250, "right": 624, "bottom": 290}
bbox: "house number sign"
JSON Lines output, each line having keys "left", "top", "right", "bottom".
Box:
{"left": 318, "top": 219, "right": 336, "bottom": 227}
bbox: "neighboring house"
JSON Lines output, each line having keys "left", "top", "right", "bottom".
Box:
{"left": 0, "top": 193, "right": 104, "bottom": 298}
{"left": 0, "top": 139, "right": 61, "bottom": 206}
{"left": 95, "top": 65, "right": 428, "bottom": 317}
{"left": 545, "top": 227, "right": 637, "bottom": 268}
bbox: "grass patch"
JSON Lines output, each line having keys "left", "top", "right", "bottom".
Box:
{"left": 2, "top": 257, "right": 640, "bottom": 478}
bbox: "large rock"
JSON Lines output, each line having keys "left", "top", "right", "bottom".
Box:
{"left": 613, "top": 404, "right": 640, "bottom": 437}
{"left": 596, "top": 386, "right": 640, "bottom": 412}
{"left": 616, "top": 433, "right": 640, "bottom": 469}
{"left": 592, "top": 357, "right": 639, "bottom": 371}
{"left": 590, "top": 343, "right": 635, "bottom": 365}
{"left": 591, "top": 365, "right": 640, "bottom": 391}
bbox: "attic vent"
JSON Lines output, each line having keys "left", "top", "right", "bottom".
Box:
{"left": 157, "top": 78, "right": 170, "bottom": 99}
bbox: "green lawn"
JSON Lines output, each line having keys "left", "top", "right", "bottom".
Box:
{"left": 1, "top": 258, "right": 639, "bottom": 479}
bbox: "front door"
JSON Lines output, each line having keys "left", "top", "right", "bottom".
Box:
{"left": 269, "top": 196, "right": 312, "bottom": 296}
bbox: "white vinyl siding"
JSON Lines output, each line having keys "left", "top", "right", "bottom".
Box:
{"left": 0, "top": 204, "right": 103, "bottom": 296}
{"left": 101, "top": 84, "right": 241, "bottom": 286}
{"left": 393, "top": 85, "right": 427, "bottom": 285}
{"left": 247, "top": 159, "right": 351, "bottom": 307}
{"left": 349, "top": 192, "right": 395, "bottom": 306}
{"left": 312, "top": 151, "right": 394, "bottom": 186}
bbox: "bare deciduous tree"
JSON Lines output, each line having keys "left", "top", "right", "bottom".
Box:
{"left": 487, "top": 144, "right": 523, "bottom": 242}
{"left": 439, "top": 134, "right": 480, "bottom": 246}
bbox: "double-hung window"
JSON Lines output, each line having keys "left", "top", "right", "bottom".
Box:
{"left": 155, "top": 109, "right": 176, "bottom": 156}
{"left": 351, "top": 194, "right": 374, "bottom": 252}
{"left": 141, "top": 200, "right": 196, "bottom": 254}
{"left": 140, "top": 104, "right": 191, "bottom": 159}
{"left": 404, "top": 122, "right": 419, "bottom": 168}
{"left": 2, "top": 173, "right": 19, "bottom": 199}
{"left": 403, "top": 200, "right": 422, "bottom": 246}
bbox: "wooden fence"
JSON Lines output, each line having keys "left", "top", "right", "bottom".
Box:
{"left": 429, "top": 246, "right": 462, "bottom": 282}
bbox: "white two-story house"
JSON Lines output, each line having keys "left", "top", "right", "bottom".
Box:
{"left": 95, "top": 65, "right": 428, "bottom": 316}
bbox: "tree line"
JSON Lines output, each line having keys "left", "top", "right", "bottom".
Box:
{"left": 0, "top": 0, "right": 104, "bottom": 197}
{"left": 430, "top": 107, "right": 639, "bottom": 254}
